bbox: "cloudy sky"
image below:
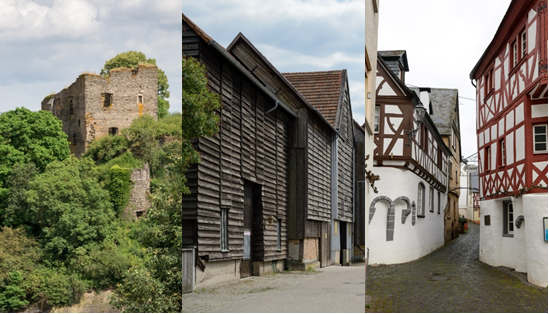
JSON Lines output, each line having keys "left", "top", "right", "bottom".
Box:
{"left": 377, "top": 0, "right": 512, "bottom": 160}
{"left": 183, "top": 0, "right": 366, "bottom": 124}
{"left": 0, "top": 0, "right": 181, "bottom": 114}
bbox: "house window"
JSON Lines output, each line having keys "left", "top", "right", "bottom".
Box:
{"left": 512, "top": 40, "right": 518, "bottom": 67}
{"left": 374, "top": 105, "right": 380, "bottom": 134}
{"left": 521, "top": 30, "right": 527, "bottom": 59}
{"left": 101, "top": 93, "right": 112, "bottom": 107}
{"left": 417, "top": 183, "right": 425, "bottom": 217}
{"left": 485, "top": 146, "right": 491, "bottom": 172}
{"left": 484, "top": 69, "right": 493, "bottom": 96}
{"left": 429, "top": 187, "right": 434, "bottom": 213}
{"left": 109, "top": 127, "right": 119, "bottom": 136}
{"left": 499, "top": 138, "right": 506, "bottom": 167}
{"left": 533, "top": 124, "right": 547, "bottom": 153}
{"left": 221, "top": 208, "right": 229, "bottom": 251}
{"left": 437, "top": 191, "right": 441, "bottom": 214}
{"left": 503, "top": 201, "right": 514, "bottom": 237}
{"left": 276, "top": 219, "right": 281, "bottom": 251}
{"left": 449, "top": 160, "right": 453, "bottom": 178}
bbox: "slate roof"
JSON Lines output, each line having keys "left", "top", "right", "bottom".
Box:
{"left": 409, "top": 87, "right": 458, "bottom": 135}
{"left": 282, "top": 70, "right": 344, "bottom": 126}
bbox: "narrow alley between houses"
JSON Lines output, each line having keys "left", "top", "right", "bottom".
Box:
{"left": 366, "top": 223, "right": 548, "bottom": 313}
{"left": 182, "top": 263, "right": 365, "bottom": 313}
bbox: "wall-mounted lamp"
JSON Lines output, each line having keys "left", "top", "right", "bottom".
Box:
{"left": 405, "top": 103, "right": 427, "bottom": 146}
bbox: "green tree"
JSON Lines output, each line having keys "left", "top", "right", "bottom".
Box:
{"left": 0, "top": 271, "right": 29, "bottom": 312}
{"left": 182, "top": 57, "right": 221, "bottom": 194}
{"left": 101, "top": 51, "right": 170, "bottom": 118}
{"left": 111, "top": 143, "right": 182, "bottom": 312}
{"left": 0, "top": 107, "right": 70, "bottom": 183}
{"left": 25, "top": 156, "right": 115, "bottom": 260}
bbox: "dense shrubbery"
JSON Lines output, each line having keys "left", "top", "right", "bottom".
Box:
{"left": 0, "top": 107, "right": 183, "bottom": 312}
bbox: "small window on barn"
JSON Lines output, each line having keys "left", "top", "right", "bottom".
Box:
{"left": 109, "top": 127, "right": 119, "bottom": 136}
{"left": 101, "top": 93, "right": 112, "bottom": 107}
{"left": 221, "top": 208, "right": 229, "bottom": 252}
{"left": 276, "top": 219, "right": 281, "bottom": 251}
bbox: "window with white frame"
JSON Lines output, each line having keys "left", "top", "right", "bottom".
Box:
{"left": 374, "top": 105, "right": 380, "bottom": 134}
{"left": 521, "top": 30, "right": 527, "bottom": 59}
{"left": 221, "top": 208, "right": 229, "bottom": 251}
{"left": 429, "top": 187, "right": 434, "bottom": 212}
{"left": 417, "top": 183, "right": 426, "bottom": 217}
{"left": 533, "top": 124, "right": 547, "bottom": 153}
{"left": 503, "top": 201, "right": 514, "bottom": 237}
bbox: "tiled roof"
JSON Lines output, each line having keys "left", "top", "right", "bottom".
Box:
{"left": 282, "top": 70, "right": 344, "bottom": 126}
{"left": 409, "top": 87, "right": 458, "bottom": 135}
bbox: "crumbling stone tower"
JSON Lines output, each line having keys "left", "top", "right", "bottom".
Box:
{"left": 42, "top": 64, "right": 158, "bottom": 157}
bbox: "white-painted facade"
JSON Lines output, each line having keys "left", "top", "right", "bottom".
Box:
{"left": 471, "top": 0, "right": 547, "bottom": 287}
{"left": 369, "top": 53, "right": 450, "bottom": 265}
{"left": 369, "top": 167, "right": 447, "bottom": 264}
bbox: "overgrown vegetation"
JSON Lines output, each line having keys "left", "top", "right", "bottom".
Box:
{"left": 0, "top": 107, "right": 182, "bottom": 312}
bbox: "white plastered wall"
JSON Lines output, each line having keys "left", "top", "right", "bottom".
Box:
{"left": 479, "top": 194, "right": 548, "bottom": 287}
{"left": 368, "top": 167, "right": 446, "bottom": 264}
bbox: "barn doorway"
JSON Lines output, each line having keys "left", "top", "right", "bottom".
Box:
{"left": 241, "top": 181, "right": 254, "bottom": 278}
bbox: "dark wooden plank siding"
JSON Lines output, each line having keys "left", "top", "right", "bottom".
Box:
{"left": 307, "top": 112, "right": 332, "bottom": 222}
{"left": 353, "top": 122, "right": 365, "bottom": 246}
{"left": 185, "top": 32, "right": 290, "bottom": 263}
{"left": 337, "top": 90, "right": 354, "bottom": 223}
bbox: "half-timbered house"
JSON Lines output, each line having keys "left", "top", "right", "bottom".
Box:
{"left": 282, "top": 70, "right": 357, "bottom": 265}
{"left": 410, "top": 87, "right": 462, "bottom": 244}
{"left": 183, "top": 13, "right": 349, "bottom": 290}
{"left": 469, "top": 0, "right": 548, "bottom": 287}
{"left": 368, "top": 51, "right": 451, "bottom": 264}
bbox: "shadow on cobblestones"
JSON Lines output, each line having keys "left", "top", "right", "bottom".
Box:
{"left": 366, "top": 223, "right": 548, "bottom": 313}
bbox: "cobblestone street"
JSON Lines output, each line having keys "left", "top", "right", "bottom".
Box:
{"left": 366, "top": 223, "right": 548, "bottom": 312}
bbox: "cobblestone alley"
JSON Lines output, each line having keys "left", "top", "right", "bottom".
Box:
{"left": 366, "top": 223, "right": 548, "bottom": 312}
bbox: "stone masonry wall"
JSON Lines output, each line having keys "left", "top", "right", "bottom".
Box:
{"left": 126, "top": 162, "right": 151, "bottom": 217}
{"left": 42, "top": 64, "right": 158, "bottom": 157}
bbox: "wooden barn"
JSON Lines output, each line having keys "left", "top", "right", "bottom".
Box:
{"left": 282, "top": 70, "right": 357, "bottom": 265}
{"left": 183, "top": 13, "right": 358, "bottom": 290}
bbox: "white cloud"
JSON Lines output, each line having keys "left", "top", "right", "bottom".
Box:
{"left": 0, "top": 0, "right": 180, "bottom": 114}
{"left": 0, "top": 0, "right": 99, "bottom": 41}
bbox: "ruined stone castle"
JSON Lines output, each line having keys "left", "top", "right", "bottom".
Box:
{"left": 42, "top": 64, "right": 158, "bottom": 157}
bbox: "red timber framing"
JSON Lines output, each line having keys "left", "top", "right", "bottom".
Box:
{"left": 471, "top": 0, "right": 548, "bottom": 200}
{"left": 374, "top": 56, "right": 450, "bottom": 193}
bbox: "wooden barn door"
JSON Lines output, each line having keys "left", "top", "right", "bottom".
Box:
{"left": 241, "top": 181, "right": 254, "bottom": 278}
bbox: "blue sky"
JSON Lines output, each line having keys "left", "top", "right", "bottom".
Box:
{"left": 0, "top": 0, "right": 181, "bottom": 114}
{"left": 183, "top": 0, "right": 366, "bottom": 124}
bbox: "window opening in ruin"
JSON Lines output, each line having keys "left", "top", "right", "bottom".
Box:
{"left": 72, "top": 133, "right": 76, "bottom": 144}
{"left": 78, "top": 119, "right": 80, "bottom": 127}
{"left": 109, "top": 127, "right": 119, "bottom": 136}
{"left": 138, "top": 95, "right": 143, "bottom": 104}
{"left": 69, "top": 101, "right": 74, "bottom": 115}
{"left": 101, "top": 93, "right": 112, "bottom": 107}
